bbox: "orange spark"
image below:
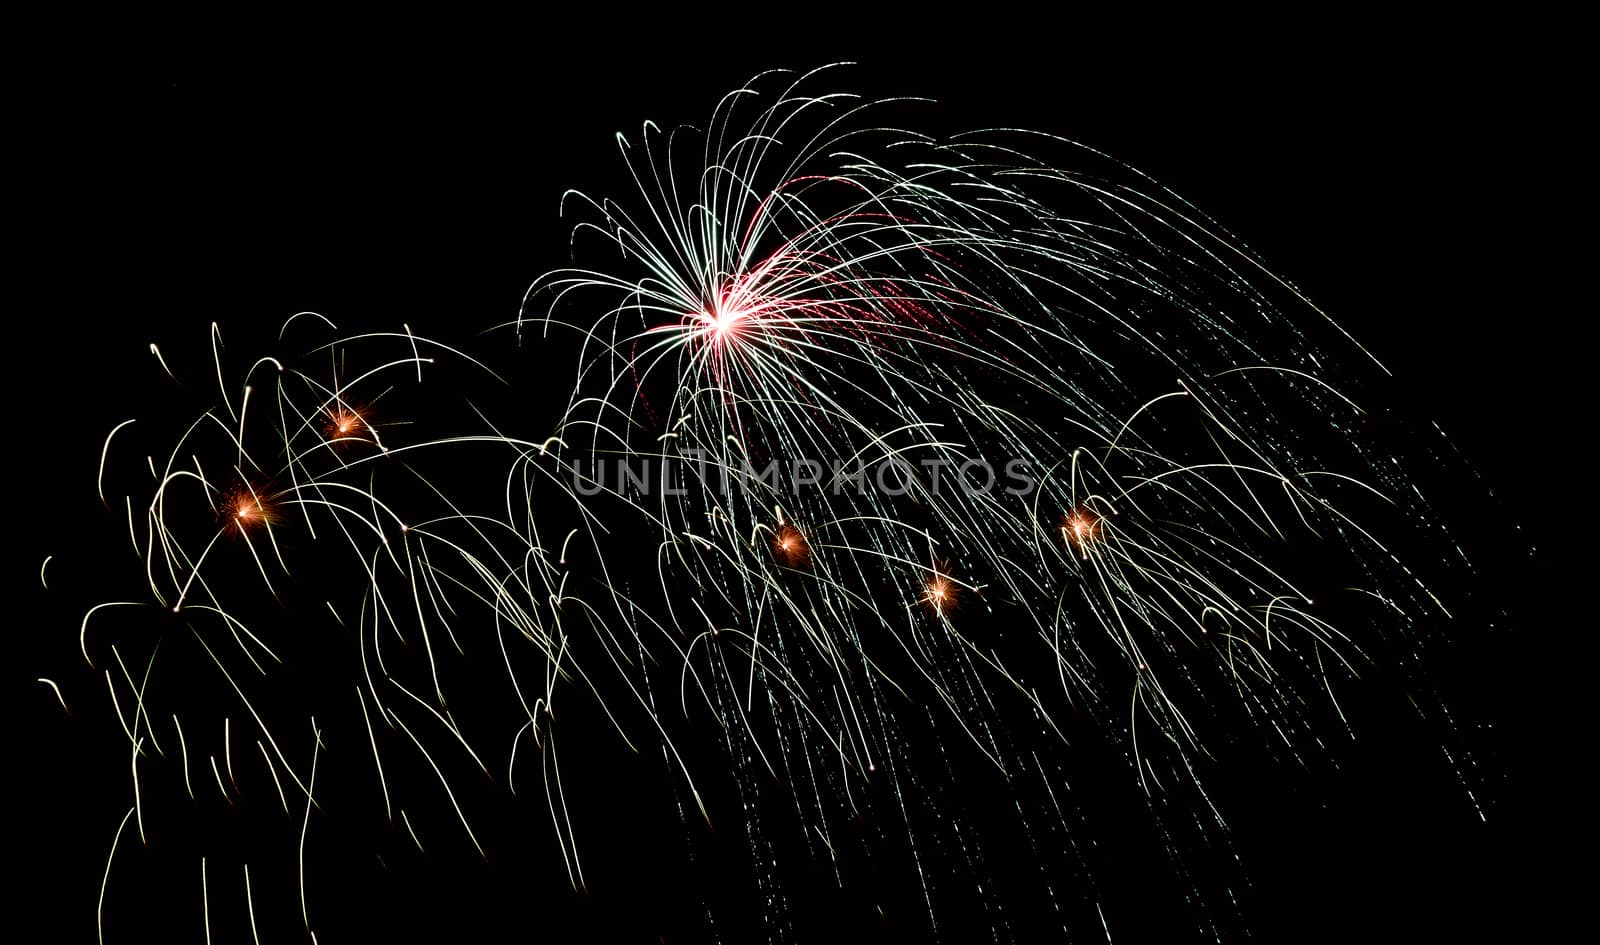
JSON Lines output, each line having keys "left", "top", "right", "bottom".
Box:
{"left": 222, "top": 483, "right": 277, "bottom": 534}
{"left": 1061, "top": 506, "right": 1102, "bottom": 557}
{"left": 921, "top": 572, "right": 959, "bottom": 614}
{"left": 773, "top": 523, "right": 810, "bottom": 567}
{"left": 325, "top": 405, "right": 368, "bottom": 441}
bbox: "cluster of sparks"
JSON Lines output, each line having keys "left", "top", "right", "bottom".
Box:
{"left": 56, "top": 67, "right": 1481, "bottom": 942}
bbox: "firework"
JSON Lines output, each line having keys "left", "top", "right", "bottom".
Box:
{"left": 54, "top": 66, "right": 1493, "bottom": 941}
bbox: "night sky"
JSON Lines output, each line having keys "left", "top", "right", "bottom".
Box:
{"left": 17, "top": 25, "right": 1569, "bottom": 943}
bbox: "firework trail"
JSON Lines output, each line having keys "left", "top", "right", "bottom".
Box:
{"left": 59, "top": 66, "right": 1490, "bottom": 941}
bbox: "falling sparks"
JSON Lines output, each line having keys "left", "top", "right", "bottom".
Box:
{"left": 59, "top": 67, "right": 1492, "bottom": 942}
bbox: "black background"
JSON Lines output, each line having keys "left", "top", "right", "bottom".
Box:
{"left": 17, "top": 20, "right": 1571, "bottom": 942}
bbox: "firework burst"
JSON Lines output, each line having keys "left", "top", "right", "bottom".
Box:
{"left": 53, "top": 66, "right": 1497, "bottom": 942}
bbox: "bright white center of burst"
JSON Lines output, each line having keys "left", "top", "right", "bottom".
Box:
{"left": 703, "top": 303, "right": 749, "bottom": 341}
